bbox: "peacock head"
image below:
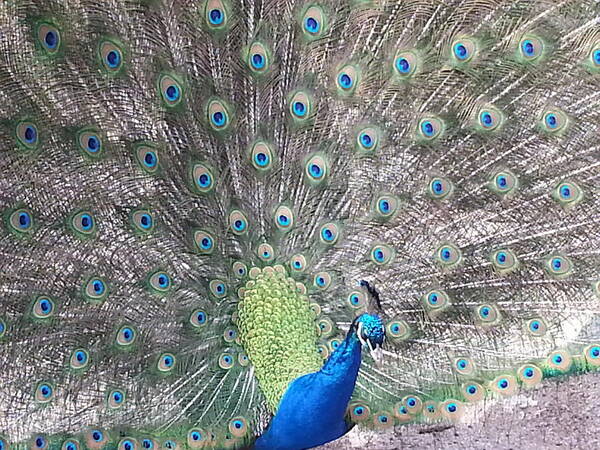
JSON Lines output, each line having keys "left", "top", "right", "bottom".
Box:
{"left": 352, "top": 313, "right": 385, "bottom": 354}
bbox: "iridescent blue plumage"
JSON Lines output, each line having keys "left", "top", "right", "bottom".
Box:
{"left": 255, "top": 314, "right": 385, "bottom": 449}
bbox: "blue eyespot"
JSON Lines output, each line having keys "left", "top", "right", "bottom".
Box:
{"left": 65, "top": 441, "right": 77, "bottom": 450}
{"left": 157, "top": 274, "right": 169, "bottom": 288}
{"left": 113, "top": 391, "right": 123, "bottom": 402}
{"left": 254, "top": 152, "right": 269, "bottom": 167}
{"left": 481, "top": 111, "right": 493, "bottom": 127}
{"left": 45, "top": 31, "right": 58, "bottom": 49}
{"left": 551, "top": 257, "right": 562, "bottom": 271}
{"left": 545, "top": 113, "right": 558, "bottom": 129}
{"left": 209, "top": 8, "right": 224, "bottom": 25}
{"left": 373, "top": 249, "right": 384, "bottom": 262}
{"left": 143, "top": 151, "right": 157, "bottom": 168}
{"left": 18, "top": 211, "right": 31, "bottom": 229}
{"left": 591, "top": 346, "right": 600, "bottom": 358}
{"left": 212, "top": 111, "right": 225, "bottom": 127}
{"left": 378, "top": 199, "right": 390, "bottom": 213}
{"left": 122, "top": 439, "right": 134, "bottom": 450}
{"left": 529, "top": 320, "right": 540, "bottom": 331}
{"left": 523, "top": 368, "right": 534, "bottom": 378}
{"left": 304, "top": 17, "right": 320, "bottom": 34}
{"left": 166, "top": 84, "right": 180, "bottom": 102}
{"left": 35, "top": 437, "right": 46, "bottom": 448}
{"left": 198, "top": 173, "right": 212, "bottom": 188}
{"left": 467, "top": 385, "right": 477, "bottom": 395}
{"left": 140, "top": 213, "right": 152, "bottom": 229}
{"left": 310, "top": 163, "right": 322, "bottom": 178}
{"left": 142, "top": 439, "right": 154, "bottom": 448}
{"left": 92, "top": 431, "right": 103, "bottom": 442}
{"left": 201, "top": 237, "right": 212, "bottom": 250}
{"left": 33, "top": 297, "right": 54, "bottom": 319}
{"left": 594, "top": 49, "right": 600, "bottom": 65}
{"left": 395, "top": 57, "right": 410, "bottom": 74}
{"left": 40, "top": 384, "right": 52, "bottom": 398}
{"left": 87, "top": 136, "right": 100, "bottom": 153}
{"left": 106, "top": 50, "right": 121, "bottom": 68}
{"left": 522, "top": 40, "right": 534, "bottom": 56}
{"left": 446, "top": 402, "right": 457, "bottom": 413}
{"left": 406, "top": 397, "right": 416, "bottom": 407}
{"left": 75, "top": 350, "right": 87, "bottom": 363}
{"left": 79, "top": 213, "right": 93, "bottom": 231}
{"left": 559, "top": 184, "right": 571, "bottom": 199}
{"left": 233, "top": 219, "right": 245, "bottom": 232}
{"left": 24, "top": 125, "right": 37, "bottom": 144}
{"left": 453, "top": 43, "right": 468, "bottom": 60}
{"left": 293, "top": 101, "right": 306, "bottom": 117}
{"left": 338, "top": 72, "right": 353, "bottom": 89}
{"left": 120, "top": 327, "right": 135, "bottom": 343}
{"left": 360, "top": 132, "right": 373, "bottom": 148}
{"left": 497, "top": 378, "right": 509, "bottom": 389}
{"left": 421, "top": 120, "right": 435, "bottom": 137}
{"left": 277, "top": 214, "right": 289, "bottom": 226}
{"left": 321, "top": 228, "right": 333, "bottom": 241}
{"left": 440, "top": 247, "right": 451, "bottom": 260}
{"left": 251, "top": 53, "right": 265, "bottom": 69}
{"left": 457, "top": 359, "right": 467, "bottom": 370}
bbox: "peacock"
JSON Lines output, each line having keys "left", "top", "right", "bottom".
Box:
{"left": 1, "top": 0, "right": 600, "bottom": 448}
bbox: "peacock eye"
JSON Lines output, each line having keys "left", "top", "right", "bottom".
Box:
{"left": 290, "top": 91, "right": 313, "bottom": 121}
{"left": 207, "top": 99, "right": 231, "bottom": 131}
{"left": 205, "top": 0, "right": 228, "bottom": 29}
{"left": 394, "top": 50, "right": 418, "bottom": 77}
{"left": 356, "top": 127, "right": 380, "bottom": 153}
{"left": 301, "top": 6, "right": 326, "bottom": 38}
{"left": 428, "top": 176, "right": 453, "bottom": 200}
{"left": 16, "top": 121, "right": 39, "bottom": 150}
{"left": 451, "top": 37, "right": 477, "bottom": 63}
{"left": 158, "top": 74, "right": 184, "bottom": 107}
{"left": 417, "top": 116, "right": 445, "bottom": 141}
{"left": 37, "top": 22, "right": 61, "bottom": 54}
{"left": 519, "top": 35, "right": 544, "bottom": 61}
{"left": 247, "top": 42, "right": 270, "bottom": 73}
{"left": 250, "top": 141, "right": 274, "bottom": 172}
{"left": 228, "top": 210, "right": 249, "bottom": 235}
{"left": 99, "top": 39, "right": 124, "bottom": 73}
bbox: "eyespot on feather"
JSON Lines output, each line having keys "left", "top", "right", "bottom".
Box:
{"left": 98, "top": 38, "right": 124, "bottom": 73}
{"left": 249, "top": 141, "right": 274, "bottom": 172}
{"left": 15, "top": 120, "right": 39, "bottom": 150}
{"left": 257, "top": 243, "right": 275, "bottom": 262}
{"left": 36, "top": 21, "right": 61, "bottom": 55}
{"left": 205, "top": 0, "right": 229, "bottom": 30}
{"left": 134, "top": 143, "right": 160, "bottom": 174}
{"left": 76, "top": 128, "right": 104, "bottom": 159}
{"left": 301, "top": 5, "right": 327, "bottom": 39}
{"left": 34, "top": 381, "right": 54, "bottom": 403}
{"left": 488, "top": 169, "right": 519, "bottom": 196}
{"left": 289, "top": 91, "right": 313, "bottom": 122}
{"left": 193, "top": 229, "right": 216, "bottom": 255}
{"left": 228, "top": 210, "right": 249, "bottom": 235}
{"left": 428, "top": 176, "right": 453, "bottom": 200}
{"left": 491, "top": 375, "right": 517, "bottom": 396}
{"left": 313, "top": 272, "right": 332, "bottom": 290}
{"left": 158, "top": 74, "right": 184, "bottom": 107}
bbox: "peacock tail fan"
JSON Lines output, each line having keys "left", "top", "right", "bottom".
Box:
{"left": 1, "top": 0, "right": 600, "bottom": 448}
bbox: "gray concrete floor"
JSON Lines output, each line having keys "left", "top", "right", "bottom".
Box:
{"left": 319, "top": 372, "right": 600, "bottom": 449}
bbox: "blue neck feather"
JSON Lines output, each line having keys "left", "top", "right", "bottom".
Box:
{"left": 254, "top": 331, "right": 362, "bottom": 449}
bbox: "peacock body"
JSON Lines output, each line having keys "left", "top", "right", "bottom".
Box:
{"left": 1, "top": 0, "right": 600, "bottom": 448}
